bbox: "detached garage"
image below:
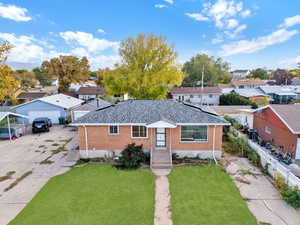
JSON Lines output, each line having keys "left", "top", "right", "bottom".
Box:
{"left": 13, "top": 94, "right": 84, "bottom": 124}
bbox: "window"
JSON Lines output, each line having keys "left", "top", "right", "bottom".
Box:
{"left": 132, "top": 126, "right": 147, "bottom": 138}
{"left": 181, "top": 126, "right": 208, "bottom": 142}
{"left": 190, "top": 95, "right": 193, "bottom": 98}
{"left": 109, "top": 125, "right": 119, "bottom": 135}
{"left": 209, "top": 94, "right": 213, "bottom": 98}
{"left": 265, "top": 126, "right": 272, "bottom": 134}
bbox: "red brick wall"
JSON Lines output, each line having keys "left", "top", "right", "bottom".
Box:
{"left": 253, "top": 108, "right": 298, "bottom": 153}
{"left": 78, "top": 125, "right": 223, "bottom": 151}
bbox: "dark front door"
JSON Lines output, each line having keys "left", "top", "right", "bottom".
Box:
{"left": 156, "top": 128, "right": 166, "bottom": 147}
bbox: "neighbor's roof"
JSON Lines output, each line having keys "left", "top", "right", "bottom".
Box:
{"left": 17, "top": 92, "right": 48, "bottom": 99}
{"left": 73, "top": 100, "right": 229, "bottom": 125}
{"left": 170, "top": 87, "right": 221, "bottom": 95}
{"left": 72, "top": 99, "right": 112, "bottom": 111}
{"left": 13, "top": 94, "right": 84, "bottom": 110}
{"left": 259, "top": 85, "right": 300, "bottom": 94}
{"left": 0, "top": 112, "right": 28, "bottom": 121}
{"left": 257, "top": 104, "right": 300, "bottom": 134}
{"left": 234, "top": 88, "right": 268, "bottom": 98}
{"left": 208, "top": 105, "right": 254, "bottom": 115}
{"left": 232, "top": 79, "right": 266, "bottom": 86}
{"left": 77, "top": 86, "right": 106, "bottom": 95}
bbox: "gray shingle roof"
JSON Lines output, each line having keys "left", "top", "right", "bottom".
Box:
{"left": 73, "top": 100, "right": 228, "bottom": 125}
{"left": 72, "top": 99, "right": 112, "bottom": 111}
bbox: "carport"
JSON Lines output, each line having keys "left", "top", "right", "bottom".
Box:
{"left": 0, "top": 112, "right": 28, "bottom": 141}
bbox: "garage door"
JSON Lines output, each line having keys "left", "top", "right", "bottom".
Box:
{"left": 73, "top": 111, "right": 89, "bottom": 121}
{"left": 28, "top": 111, "right": 61, "bottom": 124}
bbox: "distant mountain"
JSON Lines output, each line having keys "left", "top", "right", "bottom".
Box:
{"left": 6, "top": 61, "right": 40, "bottom": 70}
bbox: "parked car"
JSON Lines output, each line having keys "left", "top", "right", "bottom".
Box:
{"left": 32, "top": 118, "right": 51, "bottom": 133}
{"left": 0, "top": 127, "right": 21, "bottom": 140}
{"left": 34, "top": 117, "right": 52, "bottom": 127}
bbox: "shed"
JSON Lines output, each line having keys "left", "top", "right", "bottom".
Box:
{"left": 12, "top": 94, "right": 84, "bottom": 124}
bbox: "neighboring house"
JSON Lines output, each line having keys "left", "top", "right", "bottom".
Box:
{"left": 77, "top": 86, "right": 106, "bottom": 101}
{"left": 233, "top": 88, "right": 269, "bottom": 105}
{"left": 253, "top": 104, "right": 300, "bottom": 159}
{"left": 231, "top": 79, "right": 266, "bottom": 89}
{"left": 71, "top": 98, "right": 112, "bottom": 121}
{"left": 230, "top": 70, "right": 250, "bottom": 78}
{"left": 16, "top": 92, "right": 48, "bottom": 103}
{"left": 72, "top": 100, "right": 229, "bottom": 162}
{"left": 259, "top": 85, "right": 300, "bottom": 104}
{"left": 170, "top": 87, "right": 221, "bottom": 105}
{"left": 207, "top": 105, "right": 254, "bottom": 128}
{"left": 292, "top": 78, "right": 300, "bottom": 86}
{"left": 51, "top": 78, "right": 59, "bottom": 87}
{"left": 13, "top": 94, "right": 83, "bottom": 124}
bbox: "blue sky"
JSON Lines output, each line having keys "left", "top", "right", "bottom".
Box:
{"left": 1, "top": 0, "right": 300, "bottom": 71}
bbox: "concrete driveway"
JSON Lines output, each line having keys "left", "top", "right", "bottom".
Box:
{"left": 0, "top": 126, "right": 77, "bottom": 225}
{"left": 226, "top": 157, "right": 300, "bottom": 225}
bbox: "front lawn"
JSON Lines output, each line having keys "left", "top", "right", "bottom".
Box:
{"left": 9, "top": 165, "right": 154, "bottom": 225}
{"left": 169, "top": 166, "right": 257, "bottom": 225}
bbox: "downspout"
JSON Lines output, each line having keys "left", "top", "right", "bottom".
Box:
{"left": 84, "top": 125, "right": 89, "bottom": 158}
{"left": 212, "top": 125, "right": 218, "bottom": 165}
{"left": 169, "top": 128, "right": 172, "bottom": 166}
{"left": 7, "top": 115, "right": 11, "bottom": 141}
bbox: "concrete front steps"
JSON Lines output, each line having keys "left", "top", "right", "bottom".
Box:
{"left": 151, "top": 149, "right": 172, "bottom": 169}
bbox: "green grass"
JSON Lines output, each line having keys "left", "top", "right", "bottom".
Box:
{"left": 169, "top": 166, "right": 257, "bottom": 225}
{"left": 9, "top": 165, "right": 154, "bottom": 225}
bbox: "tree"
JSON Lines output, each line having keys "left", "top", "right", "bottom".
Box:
{"left": 249, "top": 68, "right": 269, "bottom": 80}
{"left": 96, "top": 68, "right": 109, "bottom": 86}
{"left": 0, "top": 41, "right": 12, "bottom": 64}
{"left": 33, "top": 67, "right": 52, "bottom": 86}
{"left": 0, "top": 65, "right": 20, "bottom": 105}
{"left": 272, "top": 69, "right": 293, "bottom": 85}
{"left": 41, "top": 56, "right": 90, "bottom": 92}
{"left": 104, "top": 34, "right": 184, "bottom": 99}
{"left": 182, "top": 54, "right": 232, "bottom": 87}
{"left": 12, "top": 70, "right": 37, "bottom": 88}
{"left": 220, "top": 93, "right": 258, "bottom": 109}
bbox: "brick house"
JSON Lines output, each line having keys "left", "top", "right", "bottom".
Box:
{"left": 253, "top": 104, "right": 300, "bottom": 159}
{"left": 72, "top": 100, "right": 229, "bottom": 168}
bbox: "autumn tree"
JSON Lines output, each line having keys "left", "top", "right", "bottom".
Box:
{"left": 182, "top": 54, "right": 232, "bottom": 87}
{"left": 96, "top": 68, "right": 110, "bottom": 86}
{"left": 272, "top": 69, "right": 293, "bottom": 85}
{"left": 33, "top": 67, "right": 52, "bottom": 86}
{"left": 0, "top": 42, "right": 20, "bottom": 105}
{"left": 41, "top": 56, "right": 90, "bottom": 92}
{"left": 12, "top": 70, "right": 37, "bottom": 88}
{"left": 249, "top": 68, "right": 269, "bottom": 80}
{"left": 104, "top": 34, "right": 184, "bottom": 99}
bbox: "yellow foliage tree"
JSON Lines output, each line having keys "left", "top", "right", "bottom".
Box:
{"left": 104, "top": 34, "right": 184, "bottom": 99}
{"left": 0, "top": 65, "right": 20, "bottom": 105}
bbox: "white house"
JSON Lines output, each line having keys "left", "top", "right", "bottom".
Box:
{"left": 170, "top": 87, "right": 222, "bottom": 105}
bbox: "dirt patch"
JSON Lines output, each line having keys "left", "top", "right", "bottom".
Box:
{"left": 4, "top": 171, "right": 33, "bottom": 192}
{"left": 0, "top": 171, "right": 15, "bottom": 182}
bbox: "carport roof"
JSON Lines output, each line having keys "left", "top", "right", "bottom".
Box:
{"left": 0, "top": 112, "right": 28, "bottom": 121}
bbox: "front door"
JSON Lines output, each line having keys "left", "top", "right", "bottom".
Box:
{"left": 156, "top": 128, "right": 166, "bottom": 148}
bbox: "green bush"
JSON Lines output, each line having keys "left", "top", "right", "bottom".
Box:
{"left": 224, "top": 115, "right": 242, "bottom": 130}
{"left": 281, "top": 187, "right": 300, "bottom": 208}
{"left": 220, "top": 93, "right": 258, "bottom": 109}
{"left": 118, "top": 143, "right": 146, "bottom": 169}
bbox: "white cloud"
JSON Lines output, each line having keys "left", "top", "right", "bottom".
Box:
{"left": 164, "top": 0, "right": 173, "bottom": 4}
{"left": 220, "top": 28, "right": 298, "bottom": 56}
{"left": 59, "top": 31, "right": 119, "bottom": 52}
{"left": 185, "top": 13, "right": 209, "bottom": 21}
{"left": 241, "top": 9, "right": 251, "bottom": 18}
{"left": 278, "top": 56, "right": 300, "bottom": 69}
{"left": 97, "top": 29, "right": 105, "bottom": 33}
{"left": 212, "top": 38, "right": 224, "bottom": 44}
{"left": 280, "top": 14, "right": 300, "bottom": 28}
{"left": 155, "top": 4, "right": 166, "bottom": 8}
{"left": 0, "top": 3, "right": 31, "bottom": 22}
{"left": 224, "top": 24, "right": 246, "bottom": 38}
{"left": 71, "top": 47, "right": 90, "bottom": 57}
{"left": 89, "top": 55, "right": 120, "bottom": 69}
{"left": 227, "top": 19, "right": 239, "bottom": 29}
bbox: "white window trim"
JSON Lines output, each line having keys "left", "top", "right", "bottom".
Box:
{"left": 108, "top": 125, "right": 119, "bottom": 135}
{"left": 131, "top": 126, "right": 148, "bottom": 139}
{"left": 179, "top": 125, "right": 209, "bottom": 143}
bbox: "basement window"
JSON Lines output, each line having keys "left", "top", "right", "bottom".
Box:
{"left": 265, "top": 126, "right": 272, "bottom": 134}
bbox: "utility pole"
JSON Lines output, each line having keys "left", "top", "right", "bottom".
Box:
{"left": 201, "top": 63, "right": 204, "bottom": 106}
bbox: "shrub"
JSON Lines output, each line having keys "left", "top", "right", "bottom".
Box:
{"left": 274, "top": 172, "right": 287, "bottom": 191}
{"left": 118, "top": 143, "right": 145, "bottom": 169}
{"left": 281, "top": 187, "right": 300, "bottom": 208}
{"left": 220, "top": 92, "right": 258, "bottom": 109}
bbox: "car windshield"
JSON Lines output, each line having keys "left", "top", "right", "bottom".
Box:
{"left": 34, "top": 121, "right": 45, "bottom": 125}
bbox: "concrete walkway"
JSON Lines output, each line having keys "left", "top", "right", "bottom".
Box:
{"left": 152, "top": 169, "right": 173, "bottom": 225}
{"left": 226, "top": 157, "right": 300, "bottom": 225}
